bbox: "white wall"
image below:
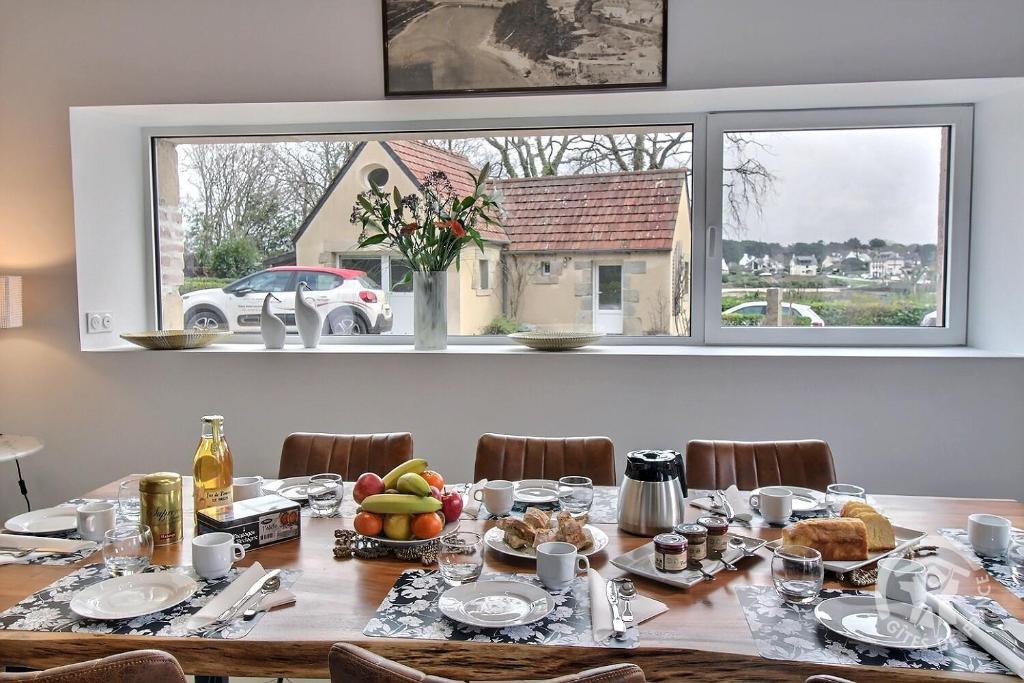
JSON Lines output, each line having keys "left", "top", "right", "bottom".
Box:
{"left": 2, "top": 0, "right": 1024, "bottom": 521}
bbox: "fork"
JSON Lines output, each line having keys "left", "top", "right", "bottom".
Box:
{"left": 0, "top": 548, "right": 35, "bottom": 558}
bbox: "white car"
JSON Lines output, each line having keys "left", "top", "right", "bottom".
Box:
{"left": 182, "top": 266, "right": 393, "bottom": 335}
{"left": 723, "top": 301, "right": 826, "bottom": 327}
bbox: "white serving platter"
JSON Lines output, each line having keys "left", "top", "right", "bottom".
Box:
{"left": 484, "top": 524, "right": 608, "bottom": 559}
{"left": 439, "top": 580, "right": 554, "bottom": 628}
{"left": 767, "top": 525, "right": 928, "bottom": 573}
{"left": 4, "top": 506, "right": 79, "bottom": 535}
{"left": 70, "top": 572, "right": 199, "bottom": 620}
{"left": 513, "top": 479, "right": 559, "bottom": 504}
{"left": 611, "top": 533, "right": 768, "bottom": 589}
{"left": 814, "top": 595, "right": 951, "bottom": 649}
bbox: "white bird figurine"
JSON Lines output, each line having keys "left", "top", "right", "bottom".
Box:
{"left": 295, "top": 281, "right": 322, "bottom": 349}
{"left": 260, "top": 293, "right": 287, "bottom": 349}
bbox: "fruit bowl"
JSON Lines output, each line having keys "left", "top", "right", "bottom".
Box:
{"left": 368, "top": 520, "right": 461, "bottom": 548}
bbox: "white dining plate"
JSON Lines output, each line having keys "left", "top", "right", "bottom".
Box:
{"left": 514, "top": 479, "right": 559, "bottom": 504}
{"left": 439, "top": 580, "right": 554, "bottom": 628}
{"left": 263, "top": 476, "right": 310, "bottom": 502}
{"left": 70, "top": 572, "right": 199, "bottom": 620}
{"left": 766, "top": 525, "right": 928, "bottom": 573}
{"left": 750, "top": 486, "right": 825, "bottom": 513}
{"left": 484, "top": 524, "right": 608, "bottom": 559}
{"left": 814, "top": 595, "right": 951, "bottom": 649}
{"left": 371, "top": 520, "right": 460, "bottom": 548}
{"left": 4, "top": 506, "right": 79, "bottom": 535}
{"left": 610, "top": 532, "right": 767, "bottom": 589}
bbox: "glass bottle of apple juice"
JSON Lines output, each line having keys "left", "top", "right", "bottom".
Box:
{"left": 192, "top": 414, "right": 234, "bottom": 515}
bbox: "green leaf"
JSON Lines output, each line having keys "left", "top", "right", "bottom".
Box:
{"left": 358, "top": 233, "right": 389, "bottom": 248}
{"left": 394, "top": 187, "right": 403, "bottom": 208}
{"left": 357, "top": 195, "right": 374, "bottom": 213}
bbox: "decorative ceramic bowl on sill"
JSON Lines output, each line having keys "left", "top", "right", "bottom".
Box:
{"left": 120, "top": 330, "right": 233, "bottom": 350}
{"left": 508, "top": 331, "right": 604, "bottom": 351}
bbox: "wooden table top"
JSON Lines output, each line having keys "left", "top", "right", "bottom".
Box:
{"left": 0, "top": 479, "right": 1021, "bottom": 682}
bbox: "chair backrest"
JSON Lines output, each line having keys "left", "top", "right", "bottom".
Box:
{"left": 685, "top": 439, "right": 838, "bottom": 491}
{"left": 278, "top": 432, "right": 413, "bottom": 479}
{"left": 473, "top": 433, "right": 617, "bottom": 486}
{"left": 0, "top": 650, "right": 186, "bottom": 683}
{"left": 328, "top": 644, "right": 645, "bottom": 683}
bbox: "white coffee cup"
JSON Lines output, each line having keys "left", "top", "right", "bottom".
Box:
{"left": 192, "top": 532, "right": 246, "bottom": 579}
{"left": 536, "top": 541, "right": 590, "bottom": 591}
{"left": 877, "top": 557, "right": 942, "bottom": 607}
{"left": 750, "top": 486, "right": 793, "bottom": 525}
{"left": 233, "top": 476, "right": 264, "bottom": 502}
{"left": 473, "top": 480, "right": 514, "bottom": 516}
{"left": 968, "top": 513, "right": 1012, "bottom": 557}
{"left": 76, "top": 502, "right": 117, "bottom": 543}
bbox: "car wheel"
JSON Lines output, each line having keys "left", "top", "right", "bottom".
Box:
{"left": 185, "top": 308, "right": 227, "bottom": 330}
{"left": 325, "top": 309, "right": 367, "bottom": 335}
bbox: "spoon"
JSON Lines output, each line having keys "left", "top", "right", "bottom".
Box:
{"left": 613, "top": 578, "right": 636, "bottom": 622}
{"left": 729, "top": 536, "right": 754, "bottom": 558}
{"left": 241, "top": 574, "right": 282, "bottom": 621}
{"left": 719, "top": 554, "right": 739, "bottom": 572}
{"left": 979, "top": 606, "right": 1024, "bottom": 651}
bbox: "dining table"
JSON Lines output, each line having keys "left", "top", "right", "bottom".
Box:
{"left": 0, "top": 476, "right": 1021, "bottom": 683}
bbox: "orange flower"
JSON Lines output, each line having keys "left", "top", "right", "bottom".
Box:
{"left": 439, "top": 219, "right": 466, "bottom": 237}
{"left": 401, "top": 222, "right": 420, "bottom": 235}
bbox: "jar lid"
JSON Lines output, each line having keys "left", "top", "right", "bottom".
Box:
{"left": 140, "top": 472, "right": 182, "bottom": 493}
{"left": 696, "top": 516, "right": 729, "bottom": 531}
{"left": 675, "top": 523, "right": 707, "bottom": 536}
{"left": 653, "top": 533, "right": 687, "bottom": 549}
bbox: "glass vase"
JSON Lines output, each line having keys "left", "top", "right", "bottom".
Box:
{"left": 413, "top": 271, "right": 447, "bottom": 350}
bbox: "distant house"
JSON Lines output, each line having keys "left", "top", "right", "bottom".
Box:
{"left": 740, "top": 253, "right": 781, "bottom": 275}
{"left": 870, "top": 251, "right": 905, "bottom": 280}
{"left": 293, "top": 140, "right": 691, "bottom": 336}
{"left": 789, "top": 254, "right": 819, "bottom": 276}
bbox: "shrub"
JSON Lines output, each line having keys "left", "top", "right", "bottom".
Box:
{"left": 721, "top": 313, "right": 763, "bottom": 327}
{"left": 481, "top": 316, "right": 526, "bottom": 335}
{"left": 207, "top": 238, "right": 261, "bottom": 279}
{"left": 181, "top": 277, "right": 233, "bottom": 294}
{"left": 494, "top": 0, "right": 579, "bottom": 61}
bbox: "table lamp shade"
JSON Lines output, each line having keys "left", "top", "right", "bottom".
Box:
{"left": 0, "top": 276, "right": 23, "bottom": 328}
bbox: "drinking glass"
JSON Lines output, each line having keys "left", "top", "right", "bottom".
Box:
{"left": 1007, "top": 539, "right": 1024, "bottom": 585}
{"left": 308, "top": 473, "right": 343, "bottom": 517}
{"left": 103, "top": 524, "right": 154, "bottom": 576}
{"left": 772, "top": 544, "right": 824, "bottom": 605}
{"left": 558, "top": 476, "right": 594, "bottom": 514}
{"left": 117, "top": 475, "right": 143, "bottom": 522}
{"left": 438, "top": 531, "right": 484, "bottom": 586}
{"left": 825, "top": 483, "right": 866, "bottom": 517}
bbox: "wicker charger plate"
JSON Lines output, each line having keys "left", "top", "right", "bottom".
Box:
{"left": 508, "top": 331, "right": 604, "bottom": 351}
{"left": 120, "top": 330, "right": 233, "bottom": 350}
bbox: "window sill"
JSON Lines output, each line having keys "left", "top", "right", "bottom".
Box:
{"left": 87, "top": 341, "right": 1021, "bottom": 359}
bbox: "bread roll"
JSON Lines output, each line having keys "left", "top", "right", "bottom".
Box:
{"left": 782, "top": 518, "right": 869, "bottom": 560}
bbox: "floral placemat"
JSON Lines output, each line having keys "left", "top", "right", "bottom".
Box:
{"left": 364, "top": 569, "right": 637, "bottom": 648}
{"left": 939, "top": 528, "right": 1024, "bottom": 599}
{"left": 474, "top": 486, "right": 618, "bottom": 524}
{"left": 736, "top": 585, "right": 1011, "bottom": 675}
{"left": 0, "top": 563, "right": 300, "bottom": 640}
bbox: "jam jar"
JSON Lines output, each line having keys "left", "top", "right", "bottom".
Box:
{"left": 653, "top": 533, "right": 688, "bottom": 573}
{"left": 675, "top": 523, "right": 708, "bottom": 567}
{"left": 696, "top": 516, "right": 730, "bottom": 560}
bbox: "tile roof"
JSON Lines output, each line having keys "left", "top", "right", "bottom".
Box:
{"left": 492, "top": 169, "right": 688, "bottom": 252}
{"left": 386, "top": 140, "right": 508, "bottom": 243}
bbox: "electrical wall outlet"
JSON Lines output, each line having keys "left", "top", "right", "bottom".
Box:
{"left": 86, "top": 311, "right": 114, "bottom": 334}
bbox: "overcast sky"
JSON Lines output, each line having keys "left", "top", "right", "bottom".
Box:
{"left": 725, "top": 127, "right": 945, "bottom": 246}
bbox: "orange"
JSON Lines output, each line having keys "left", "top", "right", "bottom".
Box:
{"left": 421, "top": 470, "right": 445, "bottom": 491}
{"left": 353, "top": 511, "right": 383, "bottom": 537}
{"left": 411, "top": 511, "right": 444, "bottom": 539}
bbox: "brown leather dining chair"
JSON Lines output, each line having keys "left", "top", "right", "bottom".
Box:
{"left": 0, "top": 650, "right": 186, "bottom": 683}
{"left": 685, "top": 439, "right": 838, "bottom": 491}
{"left": 329, "top": 643, "right": 646, "bottom": 682}
{"left": 278, "top": 432, "right": 413, "bottom": 480}
{"left": 473, "top": 433, "right": 617, "bottom": 486}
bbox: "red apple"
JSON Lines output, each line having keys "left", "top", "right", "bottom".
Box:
{"left": 440, "top": 490, "right": 464, "bottom": 523}
{"left": 353, "top": 472, "right": 385, "bottom": 504}
{"left": 428, "top": 485, "right": 442, "bottom": 502}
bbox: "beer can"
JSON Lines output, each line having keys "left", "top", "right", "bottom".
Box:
{"left": 140, "top": 472, "right": 183, "bottom": 546}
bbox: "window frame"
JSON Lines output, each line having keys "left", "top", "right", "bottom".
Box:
{"left": 703, "top": 106, "right": 972, "bottom": 346}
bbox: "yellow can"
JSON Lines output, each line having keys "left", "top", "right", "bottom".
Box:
{"left": 140, "top": 472, "right": 183, "bottom": 546}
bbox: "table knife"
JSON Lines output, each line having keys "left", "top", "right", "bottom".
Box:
{"left": 716, "top": 490, "right": 735, "bottom": 522}
{"left": 206, "top": 569, "right": 282, "bottom": 630}
{"left": 950, "top": 600, "right": 1024, "bottom": 658}
{"left": 605, "top": 579, "right": 626, "bottom": 639}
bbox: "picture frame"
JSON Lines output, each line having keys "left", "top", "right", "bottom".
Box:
{"left": 382, "top": 0, "right": 667, "bottom": 97}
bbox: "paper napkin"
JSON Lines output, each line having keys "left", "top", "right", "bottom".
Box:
{"left": 0, "top": 533, "right": 96, "bottom": 566}
{"left": 461, "top": 479, "right": 488, "bottom": 520}
{"left": 689, "top": 485, "right": 754, "bottom": 523}
{"left": 185, "top": 561, "right": 295, "bottom": 631}
{"left": 927, "top": 595, "right": 1024, "bottom": 679}
{"left": 588, "top": 568, "right": 667, "bottom": 643}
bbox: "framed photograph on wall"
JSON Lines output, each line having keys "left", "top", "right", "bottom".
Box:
{"left": 382, "top": 0, "right": 667, "bottom": 97}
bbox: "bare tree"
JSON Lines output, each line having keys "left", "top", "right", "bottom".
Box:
{"left": 501, "top": 254, "right": 536, "bottom": 319}
{"left": 671, "top": 244, "right": 690, "bottom": 336}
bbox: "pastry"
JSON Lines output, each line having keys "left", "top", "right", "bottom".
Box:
{"left": 842, "top": 506, "right": 896, "bottom": 551}
{"left": 523, "top": 507, "right": 550, "bottom": 529}
{"left": 532, "top": 527, "right": 558, "bottom": 549}
{"left": 782, "top": 518, "right": 869, "bottom": 561}
{"left": 497, "top": 517, "right": 537, "bottom": 546}
{"left": 840, "top": 501, "right": 874, "bottom": 517}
